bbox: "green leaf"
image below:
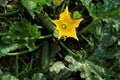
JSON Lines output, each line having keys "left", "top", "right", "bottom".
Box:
{"left": 32, "top": 73, "right": 46, "bottom": 80}
{"left": 46, "top": 0, "right": 53, "bottom": 6}
{"left": 2, "top": 74, "right": 18, "bottom": 80}
{"left": 0, "top": 70, "right": 2, "bottom": 80}
{"left": 100, "top": 33, "right": 117, "bottom": 48}
{"left": 23, "top": 78, "right": 30, "bottom": 80}
{"left": 103, "top": 16, "right": 120, "bottom": 32}
{"left": 87, "top": 15, "right": 120, "bottom": 79}
{"left": 80, "top": 0, "right": 96, "bottom": 18}
{"left": 65, "top": 55, "right": 105, "bottom": 80}
{"left": 21, "top": 0, "right": 52, "bottom": 18}
{"left": 89, "top": 16, "right": 120, "bottom": 59}
{"left": 1, "top": 19, "right": 40, "bottom": 51}
{"left": 52, "top": 69, "right": 71, "bottom": 80}
{"left": 49, "top": 61, "right": 66, "bottom": 74}
{"left": 0, "top": 0, "right": 9, "bottom": 6}
{"left": 81, "top": 0, "right": 120, "bottom": 19}
{"left": 34, "top": 0, "right": 46, "bottom": 4}
{"left": 21, "top": 0, "right": 41, "bottom": 18}
{"left": 35, "top": 0, "right": 52, "bottom": 6}
{"left": 0, "top": 44, "right": 21, "bottom": 57}
{"left": 73, "top": 11, "right": 82, "bottom": 20}
{"left": 48, "top": 67, "right": 71, "bottom": 80}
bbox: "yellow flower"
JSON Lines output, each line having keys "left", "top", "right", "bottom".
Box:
{"left": 51, "top": 6, "right": 83, "bottom": 40}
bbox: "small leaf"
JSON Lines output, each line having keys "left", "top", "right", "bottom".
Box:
{"left": 0, "top": 44, "right": 21, "bottom": 57}
{"left": 32, "top": 73, "right": 46, "bottom": 80}
{"left": 2, "top": 74, "right": 18, "bottom": 80}
{"left": 0, "top": 0, "right": 10, "bottom": 6}
{"left": 0, "top": 70, "right": 2, "bottom": 80}
{"left": 49, "top": 61, "right": 66, "bottom": 74}
{"left": 73, "top": 11, "right": 82, "bottom": 19}
{"left": 21, "top": 0, "right": 41, "bottom": 18}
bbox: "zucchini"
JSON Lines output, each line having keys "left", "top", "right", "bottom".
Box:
{"left": 40, "top": 41, "right": 49, "bottom": 73}
{"left": 35, "top": 13, "right": 55, "bottom": 32}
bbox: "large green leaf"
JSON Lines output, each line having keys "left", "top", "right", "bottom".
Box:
{"left": 80, "top": 0, "right": 120, "bottom": 43}
{"left": 78, "top": 1, "right": 120, "bottom": 78}
{"left": 90, "top": 16, "right": 120, "bottom": 59}
{"left": 81, "top": 0, "right": 120, "bottom": 19}
{"left": 1, "top": 19, "right": 41, "bottom": 52}
{"left": 79, "top": 0, "right": 120, "bottom": 37}
{"left": 65, "top": 55, "right": 105, "bottom": 80}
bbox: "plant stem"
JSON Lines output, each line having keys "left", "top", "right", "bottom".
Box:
{"left": 6, "top": 35, "right": 52, "bottom": 56}
{"left": 37, "top": 34, "right": 52, "bottom": 39}
{"left": 79, "top": 19, "right": 96, "bottom": 34}
{"left": 7, "top": 45, "right": 40, "bottom": 56}
{"left": 7, "top": 50, "right": 31, "bottom": 56}
{"left": 67, "top": 0, "right": 71, "bottom": 6}
{"left": 15, "top": 55, "right": 19, "bottom": 77}
{"left": 60, "top": 41, "right": 77, "bottom": 56}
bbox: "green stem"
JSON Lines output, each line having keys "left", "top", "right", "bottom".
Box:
{"left": 79, "top": 19, "right": 96, "bottom": 35}
{"left": 7, "top": 45, "right": 40, "bottom": 56}
{"left": 6, "top": 35, "right": 52, "bottom": 56}
{"left": 17, "top": 65, "right": 29, "bottom": 77}
{"left": 0, "top": 9, "right": 19, "bottom": 17}
{"left": 60, "top": 0, "right": 66, "bottom": 13}
{"left": 7, "top": 50, "right": 31, "bottom": 56}
{"left": 67, "top": 0, "right": 71, "bottom": 6}
{"left": 29, "top": 56, "right": 34, "bottom": 71}
{"left": 37, "top": 34, "right": 52, "bottom": 39}
{"left": 15, "top": 55, "right": 19, "bottom": 77}
{"left": 60, "top": 41, "right": 77, "bottom": 56}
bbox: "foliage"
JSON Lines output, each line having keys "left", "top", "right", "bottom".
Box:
{"left": 0, "top": 0, "right": 120, "bottom": 80}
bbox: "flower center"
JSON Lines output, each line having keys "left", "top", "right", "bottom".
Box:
{"left": 61, "top": 24, "right": 67, "bottom": 29}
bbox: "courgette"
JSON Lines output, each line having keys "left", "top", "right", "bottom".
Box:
{"left": 40, "top": 40, "right": 49, "bottom": 73}
{"left": 35, "top": 13, "right": 55, "bottom": 32}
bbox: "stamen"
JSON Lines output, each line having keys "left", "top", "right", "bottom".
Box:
{"left": 61, "top": 24, "right": 67, "bottom": 29}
